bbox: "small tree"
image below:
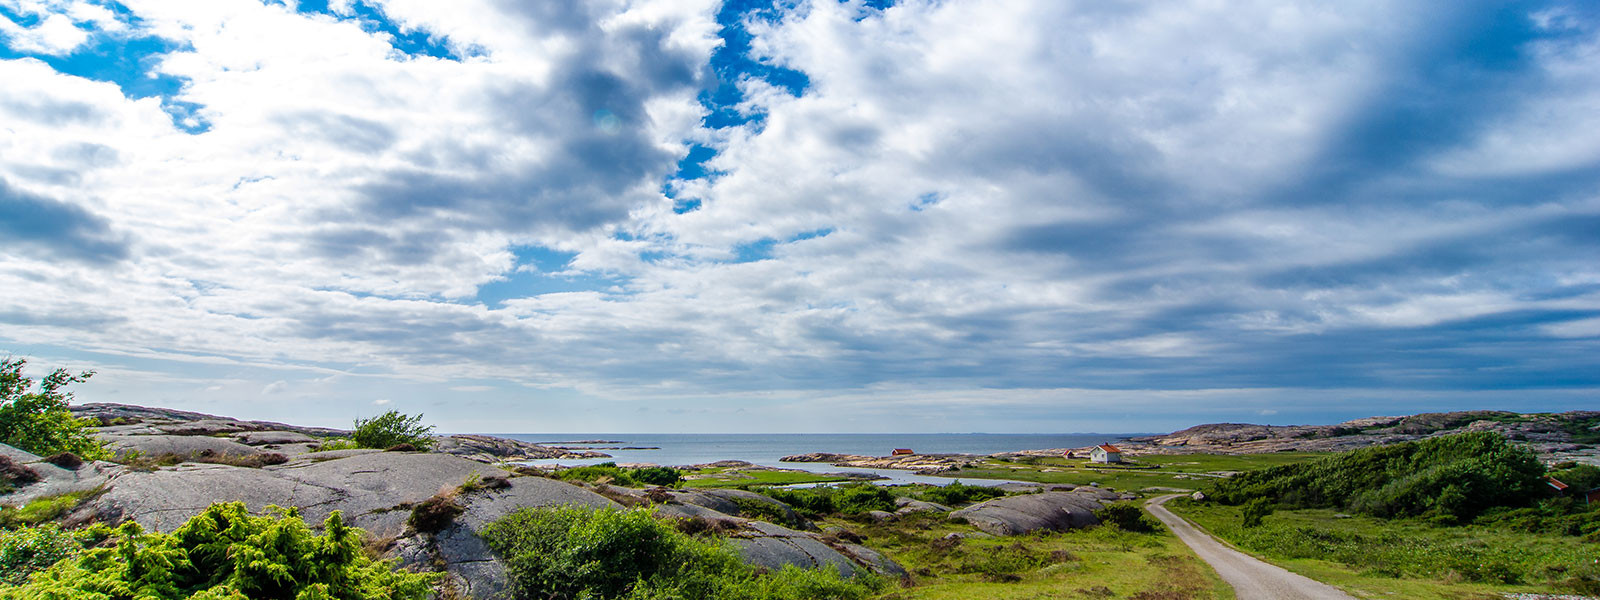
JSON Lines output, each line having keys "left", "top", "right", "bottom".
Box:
{"left": 352, "top": 410, "right": 436, "bottom": 450}
{"left": 0, "top": 357, "right": 108, "bottom": 459}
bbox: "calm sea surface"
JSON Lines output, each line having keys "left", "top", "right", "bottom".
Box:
{"left": 487, "top": 433, "right": 1147, "bottom": 486}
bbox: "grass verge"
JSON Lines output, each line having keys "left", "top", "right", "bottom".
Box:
{"left": 1168, "top": 499, "right": 1600, "bottom": 598}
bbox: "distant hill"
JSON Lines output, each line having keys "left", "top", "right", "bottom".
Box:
{"left": 1126, "top": 410, "right": 1600, "bottom": 460}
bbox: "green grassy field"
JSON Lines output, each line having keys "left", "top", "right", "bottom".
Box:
{"left": 1168, "top": 500, "right": 1600, "bottom": 599}
{"left": 834, "top": 511, "right": 1232, "bottom": 599}
{"left": 937, "top": 452, "right": 1327, "bottom": 493}
{"left": 681, "top": 466, "right": 861, "bottom": 488}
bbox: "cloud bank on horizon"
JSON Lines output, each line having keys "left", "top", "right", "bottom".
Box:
{"left": 0, "top": 0, "right": 1596, "bottom": 432}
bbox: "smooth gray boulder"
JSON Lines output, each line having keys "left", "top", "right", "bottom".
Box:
{"left": 894, "top": 499, "right": 951, "bottom": 515}
{"left": 949, "top": 491, "right": 1106, "bottom": 535}
{"left": 730, "top": 521, "right": 866, "bottom": 577}
{"left": 76, "top": 451, "right": 501, "bottom": 537}
{"left": 100, "top": 434, "right": 264, "bottom": 458}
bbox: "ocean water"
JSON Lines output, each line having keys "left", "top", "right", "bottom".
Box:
{"left": 489, "top": 432, "right": 1145, "bottom": 486}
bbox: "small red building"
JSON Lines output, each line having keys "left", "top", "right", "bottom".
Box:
{"left": 891, "top": 448, "right": 914, "bottom": 456}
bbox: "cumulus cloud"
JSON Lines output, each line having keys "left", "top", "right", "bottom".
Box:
{"left": 0, "top": 0, "right": 1595, "bottom": 430}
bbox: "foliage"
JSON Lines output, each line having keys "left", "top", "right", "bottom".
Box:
{"left": 1174, "top": 500, "right": 1600, "bottom": 594}
{"left": 1205, "top": 432, "right": 1545, "bottom": 521}
{"left": 1240, "top": 497, "right": 1274, "bottom": 528}
{"left": 1093, "top": 503, "right": 1161, "bottom": 533}
{"left": 917, "top": 481, "right": 1006, "bottom": 506}
{"left": 0, "top": 523, "right": 85, "bottom": 585}
{"left": 0, "top": 455, "right": 40, "bottom": 492}
{"left": 0, "top": 357, "right": 108, "bottom": 460}
{"left": 1548, "top": 463, "right": 1600, "bottom": 493}
{"left": 553, "top": 463, "right": 685, "bottom": 488}
{"left": 631, "top": 466, "right": 683, "bottom": 487}
{"left": 0, "top": 489, "right": 101, "bottom": 529}
{"left": 480, "top": 505, "right": 886, "bottom": 600}
{"left": 351, "top": 411, "right": 435, "bottom": 450}
{"left": 312, "top": 439, "right": 360, "bottom": 452}
{"left": 1, "top": 502, "right": 437, "bottom": 599}
{"left": 761, "top": 484, "right": 896, "bottom": 518}
{"left": 408, "top": 494, "right": 464, "bottom": 534}
{"left": 726, "top": 496, "right": 805, "bottom": 529}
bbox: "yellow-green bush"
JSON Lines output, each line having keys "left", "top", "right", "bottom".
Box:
{"left": 1, "top": 502, "right": 436, "bottom": 599}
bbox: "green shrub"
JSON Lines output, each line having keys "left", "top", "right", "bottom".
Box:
{"left": 0, "top": 523, "right": 83, "bottom": 585}
{"left": 1094, "top": 502, "right": 1162, "bottom": 533}
{"left": 919, "top": 481, "right": 1006, "bottom": 506}
{"left": 480, "top": 506, "right": 886, "bottom": 600}
{"left": 352, "top": 411, "right": 435, "bottom": 450}
{"left": 1, "top": 502, "right": 436, "bottom": 599}
{"left": 554, "top": 463, "right": 638, "bottom": 486}
{"left": 1206, "top": 432, "right": 1544, "bottom": 521}
{"left": 760, "top": 484, "right": 895, "bottom": 518}
{"left": 1240, "top": 497, "right": 1274, "bottom": 528}
{"left": 631, "top": 466, "right": 683, "bottom": 487}
{"left": 313, "top": 439, "right": 360, "bottom": 452}
{"left": 0, "top": 357, "right": 108, "bottom": 460}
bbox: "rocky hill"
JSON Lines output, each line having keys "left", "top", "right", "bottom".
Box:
{"left": 1123, "top": 410, "right": 1600, "bottom": 459}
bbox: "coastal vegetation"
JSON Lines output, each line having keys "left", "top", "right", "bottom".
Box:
{"left": 351, "top": 410, "right": 436, "bottom": 450}
{"left": 1171, "top": 432, "right": 1600, "bottom": 596}
{"left": 935, "top": 451, "right": 1325, "bottom": 491}
{"left": 823, "top": 510, "right": 1230, "bottom": 599}
{"left": 0, "top": 502, "right": 436, "bottom": 599}
{"left": 0, "top": 358, "right": 107, "bottom": 460}
{"left": 480, "top": 505, "right": 888, "bottom": 600}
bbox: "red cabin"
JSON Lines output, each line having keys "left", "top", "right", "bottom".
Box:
{"left": 891, "top": 448, "right": 914, "bottom": 456}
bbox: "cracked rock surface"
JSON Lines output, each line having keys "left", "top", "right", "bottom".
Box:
{"left": 949, "top": 491, "right": 1108, "bottom": 536}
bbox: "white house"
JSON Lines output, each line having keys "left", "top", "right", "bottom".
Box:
{"left": 1090, "top": 443, "right": 1123, "bottom": 464}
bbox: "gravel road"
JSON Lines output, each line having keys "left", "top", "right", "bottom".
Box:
{"left": 1146, "top": 494, "right": 1356, "bottom": 600}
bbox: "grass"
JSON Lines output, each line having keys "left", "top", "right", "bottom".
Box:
{"left": 937, "top": 452, "right": 1326, "bottom": 493}
{"left": 681, "top": 466, "right": 859, "bottom": 488}
{"left": 838, "top": 511, "right": 1232, "bottom": 599}
{"left": 1168, "top": 500, "right": 1600, "bottom": 598}
{"left": 0, "top": 488, "right": 103, "bottom": 529}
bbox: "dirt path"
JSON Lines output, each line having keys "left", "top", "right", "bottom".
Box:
{"left": 1146, "top": 495, "right": 1356, "bottom": 600}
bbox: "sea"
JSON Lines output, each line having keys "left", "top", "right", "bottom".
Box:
{"left": 488, "top": 433, "right": 1147, "bottom": 487}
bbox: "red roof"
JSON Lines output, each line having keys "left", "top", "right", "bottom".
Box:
{"left": 1545, "top": 475, "right": 1569, "bottom": 491}
{"left": 891, "top": 448, "right": 914, "bottom": 455}
{"left": 1097, "top": 444, "right": 1122, "bottom": 453}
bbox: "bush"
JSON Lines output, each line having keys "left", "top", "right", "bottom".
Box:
{"left": 554, "top": 463, "right": 638, "bottom": 486}
{"left": 760, "top": 484, "right": 895, "bottom": 518}
{"left": 352, "top": 411, "right": 435, "bottom": 450}
{"left": 43, "top": 452, "right": 83, "bottom": 469}
{"left": 0, "top": 523, "right": 83, "bottom": 585}
{"left": 632, "top": 466, "right": 684, "bottom": 487}
{"left": 1240, "top": 498, "right": 1274, "bottom": 528}
{"left": 2, "top": 502, "right": 437, "bottom": 598}
{"left": 409, "top": 494, "right": 464, "bottom": 533}
{"left": 1, "top": 454, "right": 41, "bottom": 488}
{"left": 919, "top": 481, "right": 1006, "bottom": 506}
{"left": 0, "top": 357, "right": 108, "bottom": 460}
{"left": 1094, "top": 502, "right": 1162, "bottom": 533}
{"left": 1206, "top": 432, "right": 1544, "bottom": 521}
{"left": 480, "top": 505, "right": 886, "bottom": 600}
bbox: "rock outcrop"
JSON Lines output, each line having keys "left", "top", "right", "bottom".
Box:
{"left": 948, "top": 490, "right": 1111, "bottom": 536}
{"left": 1121, "top": 410, "right": 1600, "bottom": 458}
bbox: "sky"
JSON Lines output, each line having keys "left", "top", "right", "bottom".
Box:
{"left": 1, "top": 0, "right": 1597, "bottom": 434}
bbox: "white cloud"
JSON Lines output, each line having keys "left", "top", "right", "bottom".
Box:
{"left": 0, "top": 0, "right": 1596, "bottom": 430}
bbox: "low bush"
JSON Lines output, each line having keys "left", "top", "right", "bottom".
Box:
{"left": 761, "top": 484, "right": 895, "bottom": 518}
{"left": 1094, "top": 502, "right": 1162, "bottom": 533}
{"left": 553, "top": 463, "right": 638, "bottom": 486}
{"left": 918, "top": 481, "right": 1006, "bottom": 506}
{"left": 0, "top": 523, "right": 85, "bottom": 585}
{"left": 2, "top": 502, "right": 437, "bottom": 598}
{"left": 1, "top": 454, "right": 41, "bottom": 488}
{"left": 352, "top": 411, "right": 435, "bottom": 450}
{"left": 1206, "top": 432, "right": 1545, "bottom": 521}
{"left": 480, "top": 505, "right": 886, "bottom": 600}
{"left": 313, "top": 439, "right": 360, "bottom": 452}
{"left": 409, "top": 494, "right": 464, "bottom": 533}
{"left": 632, "top": 466, "right": 684, "bottom": 487}
{"left": 43, "top": 451, "right": 83, "bottom": 469}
